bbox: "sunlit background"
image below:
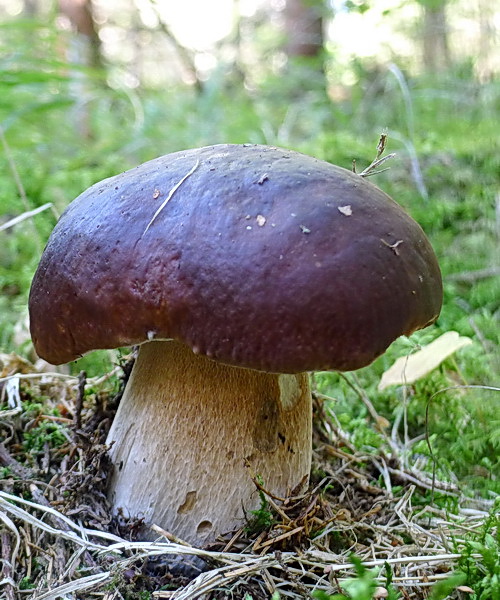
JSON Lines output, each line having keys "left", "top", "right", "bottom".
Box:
{"left": 2, "top": 0, "right": 498, "bottom": 89}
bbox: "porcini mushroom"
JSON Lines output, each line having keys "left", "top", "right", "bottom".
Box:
{"left": 29, "top": 144, "right": 442, "bottom": 545}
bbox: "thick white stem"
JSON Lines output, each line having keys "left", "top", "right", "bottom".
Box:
{"left": 106, "top": 340, "right": 312, "bottom": 545}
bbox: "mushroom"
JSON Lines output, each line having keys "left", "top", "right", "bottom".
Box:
{"left": 29, "top": 144, "right": 442, "bottom": 545}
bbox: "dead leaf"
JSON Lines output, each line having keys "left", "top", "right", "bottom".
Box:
{"left": 376, "top": 415, "right": 390, "bottom": 430}
{"left": 378, "top": 331, "right": 473, "bottom": 390}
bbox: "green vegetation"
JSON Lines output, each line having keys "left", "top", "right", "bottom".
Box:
{"left": 311, "top": 557, "right": 468, "bottom": 600}
{"left": 245, "top": 484, "right": 275, "bottom": 534}
{"left": 457, "top": 499, "right": 500, "bottom": 600}
{"left": 312, "top": 556, "right": 402, "bottom": 600}
{"left": 18, "top": 576, "right": 35, "bottom": 590}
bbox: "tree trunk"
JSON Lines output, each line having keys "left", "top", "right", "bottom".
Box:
{"left": 58, "top": 0, "right": 103, "bottom": 70}
{"left": 421, "top": 0, "right": 450, "bottom": 73}
{"left": 283, "top": 0, "right": 325, "bottom": 59}
{"left": 24, "top": 0, "right": 39, "bottom": 16}
{"left": 476, "top": 0, "right": 496, "bottom": 80}
{"left": 58, "top": 0, "right": 104, "bottom": 139}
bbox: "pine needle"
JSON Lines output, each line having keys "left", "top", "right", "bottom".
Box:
{"left": 143, "top": 159, "right": 200, "bottom": 235}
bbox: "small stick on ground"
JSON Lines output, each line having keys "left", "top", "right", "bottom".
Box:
{"left": 0, "top": 442, "right": 35, "bottom": 479}
{"left": 73, "top": 370, "right": 87, "bottom": 432}
{"left": 1, "top": 529, "right": 15, "bottom": 600}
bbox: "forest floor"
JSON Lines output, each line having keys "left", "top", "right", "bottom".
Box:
{"left": 1, "top": 351, "right": 495, "bottom": 600}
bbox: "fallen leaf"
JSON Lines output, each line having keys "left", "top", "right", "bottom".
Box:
{"left": 378, "top": 331, "right": 473, "bottom": 390}
{"left": 376, "top": 415, "right": 390, "bottom": 430}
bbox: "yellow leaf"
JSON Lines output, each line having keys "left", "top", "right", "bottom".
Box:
{"left": 378, "top": 331, "right": 473, "bottom": 390}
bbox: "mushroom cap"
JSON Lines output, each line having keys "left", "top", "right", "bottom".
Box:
{"left": 29, "top": 144, "right": 442, "bottom": 372}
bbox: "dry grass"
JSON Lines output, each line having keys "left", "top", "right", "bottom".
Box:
{"left": 0, "top": 353, "right": 493, "bottom": 600}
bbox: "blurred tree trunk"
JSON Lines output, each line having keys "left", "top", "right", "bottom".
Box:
{"left": 58, "top": 0, "right": 103, "bottom": 70}
{"left": 58, "top": 0, "right": 104, "bottom": 140}
{"left": 477, "top": 0, "right": 496, "bottom": 80}
{"left": 420, "top": 0, "right": 451, "bottom": 72}
{"left": 282, "top": 0, "right": 328, "bottom": 96}
{"left": 283, "top": 0, "right": 325, "bottom": 59}
{"left": 24, "top": 0, "right": 39, "bottom": 16}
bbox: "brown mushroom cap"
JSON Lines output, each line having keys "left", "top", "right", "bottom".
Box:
{"left": 29, "top": 144, "right": 442, "bottom": 372}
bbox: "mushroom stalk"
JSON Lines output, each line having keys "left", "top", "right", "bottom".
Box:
{"left": 106, "top": 340, "right": 312, "bottom": 545}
